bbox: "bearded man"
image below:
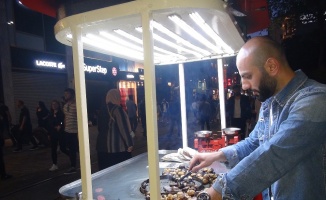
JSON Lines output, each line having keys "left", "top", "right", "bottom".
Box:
{"left": 189, "top": 36, "right": 326, "bottom": 200}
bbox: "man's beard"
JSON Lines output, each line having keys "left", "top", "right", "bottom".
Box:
{"left": 257, "top": 70, "right": 277, "bottom": 102}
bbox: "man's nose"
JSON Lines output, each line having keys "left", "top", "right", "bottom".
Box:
{"left": 241, "top": 80, "right": 251, "bottom": 90}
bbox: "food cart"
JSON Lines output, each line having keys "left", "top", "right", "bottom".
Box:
{"left": 54, "top": 0, "right": 245, "bottom": 199}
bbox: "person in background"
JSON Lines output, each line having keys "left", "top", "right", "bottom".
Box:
{"left": 189, "top": 36, "right": 326, "bottom": 200}
{"left": 0, "top": 102, "right": 15, "bottom": 147}
{"left": 62, "top": 88, "right": 79, "bottom": 175}
{"left": 168, "top": 97, "right": 181, "bottom": 137}
{"left": 36, "top": 101, "right": 50, "bottom": 131}
{"left": 34, "top": 101, "right": 50, "bottom": 147}
{"left": 198, "top": 94, "right": 211, "bottom": 130}
{"left": 226, "top": 84, "right": 251, "bottom": 140}
{"left": 215, "top": 93, "right": 221, "bottom": 124}
{"left": 191, "top": 98, "right": 198, "bottom": 123}
{"left": 138, "top": 97, "right": 147, "bottom": 138}
{"left": 96, "top": 89, "right": 134, "bottom": 170}
{"left": 14, "top": 100, "right": 39, "bottom": 152}
{"left": 96, "top": 100, "right": 109, "bottom": 170}
{"left": 125, "top": 95, "right": 137, "bottom": 133}
{"left": 48, "top": 100, "right": 67, "bottom": 171}
{"left": 160, "top": 98, "right": 169, "bottom": 123}
{"left": 0, "top": 104, "right": 12, "bottom": 180}
{"left": 207, "top": 95, "right": 216, "bottom": 123}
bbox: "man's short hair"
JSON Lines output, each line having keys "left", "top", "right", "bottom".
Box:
{"left": 64, "top": 88, "right": 75, "bottom": 96}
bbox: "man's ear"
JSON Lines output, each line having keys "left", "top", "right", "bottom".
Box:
{"left": 265, "top": 57, "right": 279, "bottom": 76}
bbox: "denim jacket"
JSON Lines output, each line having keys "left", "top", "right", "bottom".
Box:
{"left": 213, "top": 70, "right": 326, "bottom": 200}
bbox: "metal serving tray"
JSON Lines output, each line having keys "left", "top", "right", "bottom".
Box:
{"left": 59, "top": 150, "right": 228, "bottom": 200}
{"left": 59, "top": 150, "right": 176, "bottom": 200}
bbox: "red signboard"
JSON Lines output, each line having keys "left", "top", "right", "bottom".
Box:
{"left": 19, "top": 0, "right": 58, "bottom": 18}
{"left": 20, "top": 0, "right": 270, "bottom": 34}
{"left": 235, "top": 0, "right": 270, "bottom": 34}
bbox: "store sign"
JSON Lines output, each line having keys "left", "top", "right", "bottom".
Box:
{"left": 35, "top": 60, "right": 65, "bottom": 69}
{"left": 35, "top": 59, "right": 109, "bottom": 75}
{"left": 84, "top": 64, "right": 107, "bottom": 75}
{"left": 126, "top": 74, "right": 134, "bottom": 79}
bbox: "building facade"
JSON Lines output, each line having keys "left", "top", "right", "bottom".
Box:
{"left": 0, "top": 0, "right": 143, "bottom": 127}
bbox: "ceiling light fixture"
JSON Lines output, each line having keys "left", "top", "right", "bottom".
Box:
{"left": 100, "top": 31, "right": 143, "bottom": 52}
{"left": 85, "top": 34, "right": 174, "bottom": 63}
{"left": 114, "top": 29, "right": 187, "bottom": 61}
{"left": 84, "top": 34, "right": 144, "bottom": 61}
{"left": 168, "top": 14, "right": 222, "bottom": 54}
{"left": 151, "top": 20, "right": 210, "bottom": 56}
{"left": 114, "top": 29, "right": 143, "bottom": 44}
{"left": 136, "top": 27, "right": 202, "bottom": 58}
{"left": 189, "top": 12, "right": 234, "bottom": 53}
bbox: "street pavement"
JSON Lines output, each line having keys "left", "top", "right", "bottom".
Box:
{"left": 0, "top": 115, "right": 221, "bottom": 200}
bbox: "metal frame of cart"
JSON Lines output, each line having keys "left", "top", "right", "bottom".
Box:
{"left": 54, "top": 0, "right": 245, "bottom": 199}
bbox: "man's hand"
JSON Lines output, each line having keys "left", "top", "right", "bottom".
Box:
{"left": 207, "top": 187, "right": 222, "bottom": 200}
{"left": 189, "top": 152, "right": 216, "bottom": 172}
{"left": 189, "top": 151, "right": 227, "bottom": 172}
{"left": 127, "top": 146, "right": 133, "bottom": 152}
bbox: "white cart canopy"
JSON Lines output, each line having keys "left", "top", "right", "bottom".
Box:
{"left": 55, "top": 0, "right": 245, "bottom": 65}
{"left": 54, "top": 0, "right": 244, "bottom": 199}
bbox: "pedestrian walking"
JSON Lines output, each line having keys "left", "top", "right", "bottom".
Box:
{"left": 48, "top": 100, "right": 67, "bottom": 171}
{"left": 14, "top": 100, "right": 39, "bottom": 152}
{"left": 62, "top": 88, "right": 79, "bottom": 174}
{"left": 96, "top": 89, "right": 134, "bottom": 170}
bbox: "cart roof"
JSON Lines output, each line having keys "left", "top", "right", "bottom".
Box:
{"left": 54, "top": 0, "right": 245, "bottom": 65}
